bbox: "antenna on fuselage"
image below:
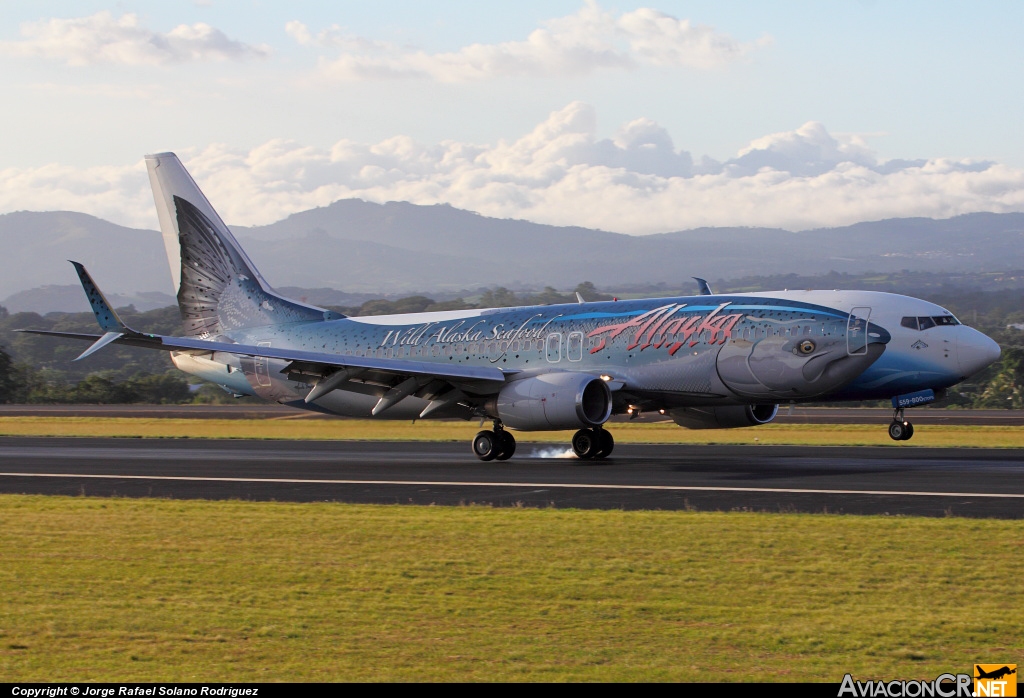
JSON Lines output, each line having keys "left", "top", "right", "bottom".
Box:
{"left": 693, "top": 277, "right": 714, "bottom": 295}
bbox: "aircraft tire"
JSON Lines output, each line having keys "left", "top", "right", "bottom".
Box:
{"left": 572, "top": 429, "right": 600, "bottom": 459}
{"left": 888, "top": 421, "right": 907, "bottom": 441}
{"left": 495, "top": 430, "right": 516, "bottom": 460}
{"left": 901, "top": 422, "right": 914, "bottom": 440}
{"left": 593, "top": 428, "right": 614, "bottom": 459}
{"left": 473, "top": 430, "right": 499, "bottom": 461}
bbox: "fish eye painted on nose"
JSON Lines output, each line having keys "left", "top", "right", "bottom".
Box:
{"left": 796, "top": 339, "right": 815, "bottom": 355}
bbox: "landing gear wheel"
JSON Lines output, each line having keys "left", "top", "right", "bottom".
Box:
{"left": 888, "top": 406, "right": 915, "bottom": 441}
{"left": 593, "top": 428, "right": 614, "bottom": 459}
{"left": 888, "top": 421, "right": 912, "bottom": 441}
{"left": 495, "top": 430, "right": 516, "bottom": 461}
{"left": 572, "top": 429, "right": 601, "bottom": 459}
{"left": 472, "top": 430, "right": 498, "bottom": 461}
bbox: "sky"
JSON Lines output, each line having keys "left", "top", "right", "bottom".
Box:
{"left": 1, "top": 0, "right": 1023, "bottom": 234}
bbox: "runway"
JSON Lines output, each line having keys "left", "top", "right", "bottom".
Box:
{"left": 1, "top": 437, "right": 1023, "bottom": 518}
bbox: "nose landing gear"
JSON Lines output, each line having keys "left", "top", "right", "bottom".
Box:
{"left": 888, "top": 407, "right": 915, "bottom": 441}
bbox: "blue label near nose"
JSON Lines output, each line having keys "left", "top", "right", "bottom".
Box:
{"left": 892, "top": 389, "right": 935, "bottom": 408}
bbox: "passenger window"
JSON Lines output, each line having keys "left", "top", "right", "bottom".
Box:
{"left": 567, "top": 331, "right": 583, "bottom": 361}
{"left": 901, "top": 317, "right": 918, "bottom": 330}
{"left": 546, "top": 333, "right": 562, "bottom": 363}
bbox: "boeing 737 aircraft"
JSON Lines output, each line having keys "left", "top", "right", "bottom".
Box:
{"left": 20, "top": 153, "right": 1002, "bottom": 460}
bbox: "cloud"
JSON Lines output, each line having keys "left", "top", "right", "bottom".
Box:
{"left": 3, "top": 102, "right": 1024, "bottom": 234}
{"left": 0, "top": 11, "right": 270, "bottom": 66}
{"left": 0, "top": 160, "right": 154, "bottom": 227}
{"left": 288, "top": 2, "right": 768, "bottom": 82}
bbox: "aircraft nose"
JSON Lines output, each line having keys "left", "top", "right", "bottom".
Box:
{"left": 957, "top": 327, "right": 1001, "bottom": 377}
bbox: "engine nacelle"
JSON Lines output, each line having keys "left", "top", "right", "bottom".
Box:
{"left": 491, "top": 373, "right": 612, "bottom": 431}
{"left": 669, "top": 404, "right": 779, "bottom": 430}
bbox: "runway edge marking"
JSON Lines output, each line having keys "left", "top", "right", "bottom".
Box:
{"left": 1, "top": 472, "right": 1023, "bottom": 499}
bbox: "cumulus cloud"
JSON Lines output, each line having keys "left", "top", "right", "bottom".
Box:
{"left": 288, "top": 2, "right": 768, "bottom": 82}
{"left": 0, "top": 11, "right": 270, "bottom": 65}
{"left": 3, "top": 102, "right": 1024, "bottom": 234}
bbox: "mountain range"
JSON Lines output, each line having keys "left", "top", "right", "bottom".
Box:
{"left": 3, "top": 201, "right": 1024, "bottom": 314}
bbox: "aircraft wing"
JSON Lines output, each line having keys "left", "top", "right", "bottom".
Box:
{"left": 16, "top": 328, "right": 510, "bottom": 386}
{"left": 20, "top": 260, "right": 521, "bottom": 416}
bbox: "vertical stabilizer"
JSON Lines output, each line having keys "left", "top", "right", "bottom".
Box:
{"left": 145, "top": 152, "right": 335, "bottom": 338}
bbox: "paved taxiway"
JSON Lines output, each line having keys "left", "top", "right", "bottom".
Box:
{"left": 0, "top": 437, "right": 1022, "bottom": 518}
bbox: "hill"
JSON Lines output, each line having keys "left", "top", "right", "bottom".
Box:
{"left": 4, "top": 203, "right": 1024, "bottom": 312}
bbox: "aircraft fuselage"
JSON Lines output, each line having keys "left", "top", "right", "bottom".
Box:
{"left": 173, "top": 288, "right": 995, "bottom": 421}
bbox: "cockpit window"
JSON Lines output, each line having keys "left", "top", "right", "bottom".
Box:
{"left": 900, "top": 315, "right": 961, "bottom": 331}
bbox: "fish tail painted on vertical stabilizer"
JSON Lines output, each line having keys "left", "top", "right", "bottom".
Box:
{"left": 144, "top": 152, "right": 340, "bottom": 339}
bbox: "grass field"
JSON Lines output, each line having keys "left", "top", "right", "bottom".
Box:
{"left": 1, "top": 416, "right": 1024, "bottom": 447}
{"left": 1, "top": 496, "right": 1021, "bottom": 682}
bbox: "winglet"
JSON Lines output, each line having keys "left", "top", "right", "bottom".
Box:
{"left": 69, "top": 261, "right": 142, "bottom": 360}
{"left": 693, "top": 277, "right": 714, "bottom": 296}
{"left": 74, "top": 331, "right": 125, "bottom": 361}
{"left": 575, "top": 292, "right": 586, "bottom": 304}
{"left": 70, "top": 261, "right": 128, "bottom": 333}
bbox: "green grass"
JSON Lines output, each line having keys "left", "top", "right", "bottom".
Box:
{"left": 1, "top": 416, "right": 1024, "bottom": 447}
{"left": 1, "top": 496, "right": 1021, "bottom": 681}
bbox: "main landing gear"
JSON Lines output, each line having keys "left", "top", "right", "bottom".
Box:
{"left": 572, "top": 427, "right": 614, "bottom": 460}
{"left": 472, "top": 421, "right": 516, "bottom": 461}
{"left": 470, "top": 422, "right": 615, "bottom": 461}
{"left": 888, "top": 407, "right": 915, "bottom": 441}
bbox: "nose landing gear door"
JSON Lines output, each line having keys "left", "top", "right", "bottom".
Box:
{"left": 847, "top": 307, "right": 871, "bottom": 356}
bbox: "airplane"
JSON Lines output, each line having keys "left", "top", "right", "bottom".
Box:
{"left": 976, "top": 666, "right": 1016, "bottom": 681}
{"left": 19, "top": 152, "right": 1002, "bottom": 460}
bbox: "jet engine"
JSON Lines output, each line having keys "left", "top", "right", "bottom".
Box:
{"left": 489, "top": 372, "right": 612, "bottom": 430}
{"left": 669, "top": 404, "right": 779, "bottom": 430}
